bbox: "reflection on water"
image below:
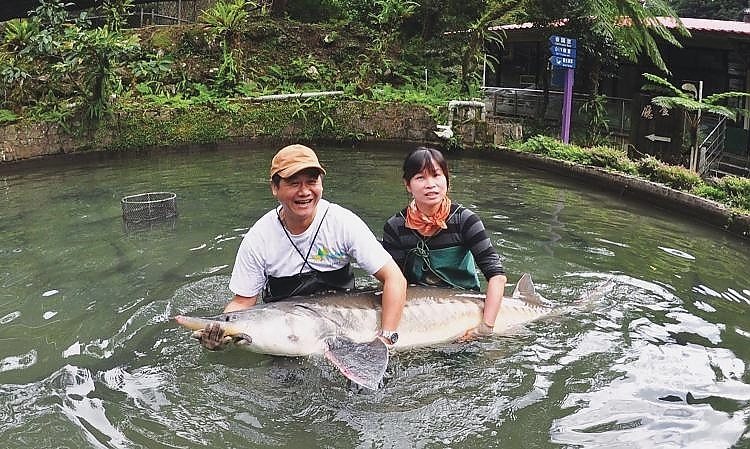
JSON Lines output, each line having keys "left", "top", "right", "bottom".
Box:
{"left": 0, "top": 145, "right": 749, "bottom": 448}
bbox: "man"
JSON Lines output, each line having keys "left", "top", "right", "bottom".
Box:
{"left": 198, "top": 144, "right": 407, "bottom": 349}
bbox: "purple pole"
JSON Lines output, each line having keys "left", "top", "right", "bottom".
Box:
{"left": 561, "top": 68, "right": 575, "bottom": 143}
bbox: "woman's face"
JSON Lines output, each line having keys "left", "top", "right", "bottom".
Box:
{"left": 405, "top": 160, "right": 448, "bottom": 211}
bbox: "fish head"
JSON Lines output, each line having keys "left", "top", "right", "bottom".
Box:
{"left": 175, "top": 304, "right": 327, "bottom": 356}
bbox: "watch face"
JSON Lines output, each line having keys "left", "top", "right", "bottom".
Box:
{"left": 390, "top": 332, "right": 398, "bottom": 343}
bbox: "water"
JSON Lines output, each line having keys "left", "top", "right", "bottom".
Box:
{"left": 1, "top": 144, "right": 749, "bottom": 449}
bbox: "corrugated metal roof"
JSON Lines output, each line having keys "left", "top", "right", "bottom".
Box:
{"left": 493, "top": 17, "right": 750, "bottom": 37}
{"left": 668, "top": 17, "right": 750, "bottom": 35}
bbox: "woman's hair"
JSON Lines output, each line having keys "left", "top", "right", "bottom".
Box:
{"left": 402, "top": 146, "right": 450, "bottom": 188}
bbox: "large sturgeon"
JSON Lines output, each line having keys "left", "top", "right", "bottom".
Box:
{"left": 175, "top": 273, "right": 554, "bottom": 389}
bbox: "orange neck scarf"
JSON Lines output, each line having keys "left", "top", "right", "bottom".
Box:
{"left": 405, "top": 196, "right": 451, "bottom": 237}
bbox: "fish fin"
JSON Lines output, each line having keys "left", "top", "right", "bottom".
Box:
{"left": 512, "top": 273, "right": 551, "bottom": 307}
{"left": 324, "top": 337, "right": 388, "bottom": 391}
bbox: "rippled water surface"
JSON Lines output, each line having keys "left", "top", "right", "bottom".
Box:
{"left": 1, "top": 144, "right": 749, "bottom": 448}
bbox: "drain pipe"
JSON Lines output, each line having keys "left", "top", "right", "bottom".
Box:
{"left": 246, "top": 91, "right": 344, "bottom": 101}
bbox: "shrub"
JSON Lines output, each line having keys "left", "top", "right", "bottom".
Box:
{"left": 521, "top": 135, "right": 585, "bottom": 161}
{"left": 520, "top": 135, "right": 636, "bottom": 173}
{"left": 635, "top": 156, "right": 661, "bottom": 178}
{"left": 635, "top": 156, "right": 702, "bottom": 191}
{"left": 717, "top": 176, "right": 750, "bottom": 211}
{"left": 515, "top": 138, "right": 747, "bottom": 214}
{"left": 692, "top": 184, "right": 727, "bottom": 202}
{"left": 0, "top": 109, "right": 19, "bottom": 124}
{"left": 587, "top": 146, "right": 637, "bottom": 173}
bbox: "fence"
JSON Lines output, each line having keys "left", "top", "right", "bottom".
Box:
{"left": 481, "top": 87, "right": 632, "bottom": 135}
{"left": 130, "top": 0, "right": 213, "bottom": 25}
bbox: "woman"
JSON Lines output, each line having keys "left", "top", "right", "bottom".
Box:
{"left": 382, "top": 147, "right": 507, "bottom": 337}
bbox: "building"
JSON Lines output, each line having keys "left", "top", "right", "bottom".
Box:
{"left": 484, "top": 15, "right": 750, "bottom": 175}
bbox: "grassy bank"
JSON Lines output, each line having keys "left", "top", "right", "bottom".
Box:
{"left": 507, "top": 135, "right": 750, "bottom": 218}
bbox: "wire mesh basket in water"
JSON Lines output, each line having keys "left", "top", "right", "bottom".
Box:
{"left": 121, "top": 192, "right": 178, "bottom": 223}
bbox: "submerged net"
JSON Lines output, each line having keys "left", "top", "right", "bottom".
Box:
{"left": 121, "top": 192, "right": 178, "bottom": 223}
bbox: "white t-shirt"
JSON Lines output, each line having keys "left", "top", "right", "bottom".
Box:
{"left": 229, "top": 199, "right": 391, "bottom": 298}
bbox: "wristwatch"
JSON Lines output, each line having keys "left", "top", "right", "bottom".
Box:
{"left": 379, "top": 329, "right": 399, "bottom": 344}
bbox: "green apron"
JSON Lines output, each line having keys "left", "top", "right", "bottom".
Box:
{"left": 404, "top": 238, "right": 480, "bottom": 290}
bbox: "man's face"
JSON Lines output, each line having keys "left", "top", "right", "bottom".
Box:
{"left": 271, "top": 168, "right": 323, "bottom": 225}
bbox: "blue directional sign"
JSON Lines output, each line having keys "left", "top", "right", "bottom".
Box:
{"left": 548, "top": 35, "right": 577, "bottom": 143}
{"left": 550, "top": 45, "right": 576, "bottom": 58}
{"left": 549, "top": 35, "right": 577, "bottom": 49}
{"left": 549, "top": 56, "right": 576, "bottom": 69}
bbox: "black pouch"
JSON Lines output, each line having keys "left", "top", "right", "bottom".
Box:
{"left": 264, "top": 264, "right": 355, "bottom": 302}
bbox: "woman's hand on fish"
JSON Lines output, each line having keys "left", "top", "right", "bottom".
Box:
{"left": 459, "top": 322, "right": 494, "bottom": 341}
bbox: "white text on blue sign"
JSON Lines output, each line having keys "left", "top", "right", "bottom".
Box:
{"left": 549, "top": 56, "right": 576, "bottom": 69}
{"left": 551, "top": 46, "right": 576, "bottom": 58}
{"left": 549, "top": 35, "right": 577, "bottom": 48}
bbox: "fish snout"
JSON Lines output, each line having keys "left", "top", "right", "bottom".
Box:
{"left": 233, "top": 333, "right": 253, "bottom": 346}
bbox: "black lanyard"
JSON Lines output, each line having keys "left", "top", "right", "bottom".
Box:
{"left": 277, "top": 205, "right": 330, "bottom": 275}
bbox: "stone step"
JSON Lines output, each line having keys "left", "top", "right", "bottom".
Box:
{"left": 713, "top": 162, "right": 750, "bottom": 178}
{"left": 720, "top": 153, "right": 750, "bottom": 165}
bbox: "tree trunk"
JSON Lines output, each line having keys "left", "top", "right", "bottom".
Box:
{"left": 270, "top": 0, "right": 287, "bottom": 18}
{"left": 420, "top": 0, "right": 444, "bottom": 41}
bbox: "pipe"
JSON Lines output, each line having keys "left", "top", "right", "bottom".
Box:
{"left": 247, "top": 91, "right": 344, "bottom": 101}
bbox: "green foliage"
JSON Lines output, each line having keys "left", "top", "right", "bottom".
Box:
{"left": 200, "top": 0, "right": 251, "bottom": 38}
{"left": 578, "top": 94, "right": 610, "bottom": 146}
{"left": 691, "top": 184, "right": 727, "bottom": 202}
{"left": 291, "top": 96, "right": 336, "bottom": 137}
{"left": 1, "top": 0, "right": 141, "bottom": 123}
{"left": 2, "top": 19, "right": 40, "bottom": 51}
{"left": 0, "top": 109, "right": 19, "bottom": 124}
{"left": 518, "top": 135, "right": 636, "bottom": 172}
{"left": 457, "top": 5, "right": 506, "bottom": 94}
{"left": 715, "top": 175, "right": 750, "bottom": 211}
{"left": 635, "top": 155, "right": 702, "bottom": 190}
{"left": 57, "top": 25, "right": 141, "bottom": 120}
{"left": 288, "top": 55, "right": 337, "bottom": 89}
{"left": 515, "top": 138, "right": 748, "bottom": 215}
{"left": 370, "top": 0, "right": 419, "bottom": 28}
{"left": 649, "top": 162, "right": 702, "bottom": 190}
{"left": 634, "top": 155, "right": 661, "bottom": 178}
{"left": 99, "top": 0, "right": 134, "bottom": 32}
{"left": 200, "top": 0, "right": 253, "bottom": 92}
{"left": 588, "top": 145, "right": 638, "bottom": 174}
{"left": 671, "top": 0, "right": 745, "bottom": 21}
{"left": 24, "top": 101, "right": 75, "bottom": 132}
{"left": 643, "top": 73, "right": 750, "bottom": 121}
{"left": 128, "top": 53, "right": 174, "bottom": 94}
{"left": 0, "top": 55, "right": 31, "bottom": 108}
{"left": 25, "top": 0, "right": 86, "bottom": 57}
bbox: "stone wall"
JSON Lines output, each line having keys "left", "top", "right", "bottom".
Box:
{"left": 0, "top": 122, "right": 78, "bottom": 162}
{"left": 0, "top": 101, "right": 502, "bottom": 163}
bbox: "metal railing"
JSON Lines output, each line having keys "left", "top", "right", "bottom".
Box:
{"left": 481, "top": 87, "right": 631, "bottom": 135}
{"left": 698, "top": 115, "right": 727, "bottom": 176}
